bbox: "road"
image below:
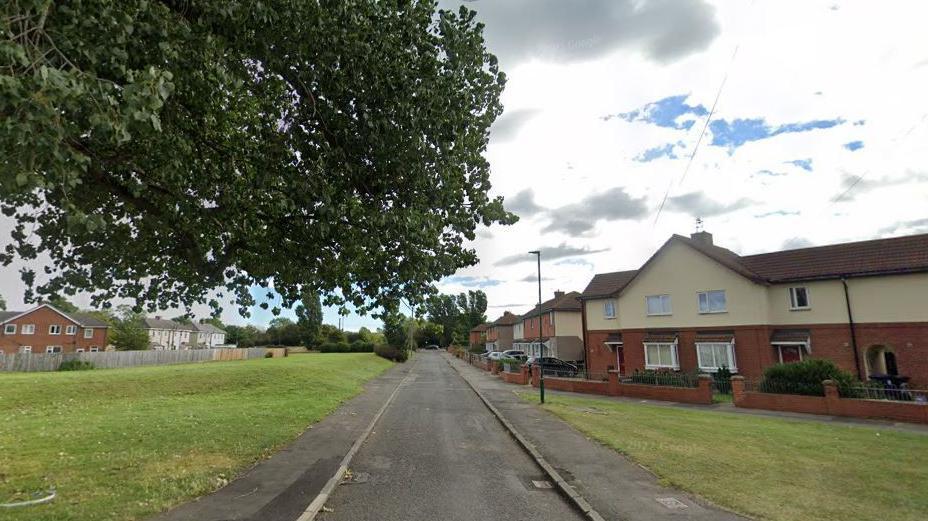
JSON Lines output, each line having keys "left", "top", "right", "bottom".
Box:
{"left": 319, "top": 351, "right": 583, "bottom": 521}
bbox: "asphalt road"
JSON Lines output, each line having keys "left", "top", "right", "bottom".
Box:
{"left": 319, "top": 351, "right": 583, "bottom": 521}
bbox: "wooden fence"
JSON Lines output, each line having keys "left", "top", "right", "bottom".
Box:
{"left": 0, "top": 347, "right": 272, "bottom": 373}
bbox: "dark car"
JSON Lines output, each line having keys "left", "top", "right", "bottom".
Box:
{"left": 422, "top": 344, "right": 440, "bottom": 350}
{"left": 526, "top": 356, "right": 579, "bottom": 377}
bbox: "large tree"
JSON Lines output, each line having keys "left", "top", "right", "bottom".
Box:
{"left": 1, "top": 1, "right": 513, "bottom": 317}
{"left": 109, "top": 305, "right": 149, "bottom": 351}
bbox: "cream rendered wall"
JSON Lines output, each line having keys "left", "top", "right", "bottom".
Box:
{"left": 513, "top": 322, "right": 524, "bottom": 341}
{"left": 585, "top": 298, "right": 620, "bottom": 330}
{"left": 766, "top": 280, "right": 848, "bottom": 325}
{"left": 618, "top": 241, "right": 769, "bottom": 329}
{"left": 553, "top": 311, "right": 583, "bottom": 338}
{"left": 846, "top": 273, "right": 928, "bottom": 323}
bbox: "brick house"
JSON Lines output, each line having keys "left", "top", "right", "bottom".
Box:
{"left": 468, "top": 323, "right": 490, "bottom": 349}
{"left": 0, "top": 304, "right": 109, "bottom": 355}
{"left": 581, "top": 231, "right": 928, "bottom": 387}
{"left": 143, "top": 317, "right": 195, "bottom": 350}
{"left": 485, "top": 311, "right": 521, "bottom": 352}
{"left": 513, "top": 291, "right": 584, "bottom": 363}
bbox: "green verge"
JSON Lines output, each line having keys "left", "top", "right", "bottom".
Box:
{"left": 517, "top": 392, "right": 928, "bottom": 521}
{"left": 0, "top": 353, "right": 392, "bottom": 521}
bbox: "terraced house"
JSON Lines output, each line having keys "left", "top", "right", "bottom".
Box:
{"left": 143, "top": 317, "right": 194, "bottom": 350}
{"left": 513, "top": 291, "right": 584, "bottom": 364}
{"left": 581, "top": 231, "right": 928, "bottom": 386}
{"left": 0, "top": 304, "right": 110, "bottom": 355}
{"left": 485, "top": 311, "right": 521, "bottom": 352}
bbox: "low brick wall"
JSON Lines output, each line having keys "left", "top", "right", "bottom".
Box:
{"left": 501, "top": 367, "right": 529, "bottom": 385}
{"left": 524, "top": 367, "right": 713, "bottom": 403}
{"left": 732, "top": 377, "right": 928, "bottom": 424}
{"left": 533, "top": 375, "right": 613, "bottom": 396}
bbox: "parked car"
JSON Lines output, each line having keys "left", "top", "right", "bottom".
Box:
{"left": 526, "top": 357, "right": 579, "bottom": 377}
{"left": 486, "top": 351, "right": 506, "bottom": 361}
{"left": 422, "top": 344, "right": 439, "bottom": 350}
{"left": 502, "top": 350, "right": 527, "bottom": 361}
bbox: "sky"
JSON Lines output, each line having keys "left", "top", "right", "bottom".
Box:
{"left": 2, "top": 0, "right": 927, "bottom": 331}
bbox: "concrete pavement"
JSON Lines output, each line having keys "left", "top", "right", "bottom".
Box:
{"left": 447, "top": 353, "right": 749, "bottom": 521}
{"left": 319, "top": 352, "right": 584, "bottom": 521}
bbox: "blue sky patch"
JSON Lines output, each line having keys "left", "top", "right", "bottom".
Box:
{"left": 617, "top": 94, "right": 708, "bottom": 130}
{"left": 442, "top": 275, "right": 502, "bottom": 288}
{"left": 709, "top": 118, "right": 845, "bottom": 151}
{"left": 844, "top": 140, "right": 864, "bottom": 151}
{"left": 787, "top": 158, "right": 813, "bottom": 171}
{"left": 634, "top": 143, "right": 679, "bottom": 162}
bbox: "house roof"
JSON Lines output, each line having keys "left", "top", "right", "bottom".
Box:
{"left": 143, "top": 317, "right": 194, "bottom": 331}
{"left": 470, "top": 323, "right": 491, "bottom": 333}
{"left": 192, "top": 322, "right": 225, "bottom": 334}
{"left": 491, "top": 312, "right": 522, "bottom": 326}
{"left": 580, "top": 270, "right": 639, "bottom": 299}
{"left": 0, "top": 304, "right": 110, "bottom": 328}
{"left": 521, "top": 291, "right": 582, "bottom": 319}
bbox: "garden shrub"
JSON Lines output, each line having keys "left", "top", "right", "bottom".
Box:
{"left": 760, "top": 358, "right": 856, "bottom": 396}
{"left": 713, "top": 366, "right": 733, "bottom": 394}
{"left": 58, "top": 360, "right": 95, "bottom": 371}
{"left": 349, "top": 339, "right": 375, "bottom": 353}
{"left": 374, "top": 344, "right": 408, "bottom": 362}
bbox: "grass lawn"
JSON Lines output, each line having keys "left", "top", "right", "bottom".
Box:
{"left": 520, "top": 392, "right": 928, "bottom": 521}
{"left": 0, "top": 353, "right": 392, "bottom": 521}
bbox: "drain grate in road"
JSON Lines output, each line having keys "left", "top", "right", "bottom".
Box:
{"left": 656, "top": 497, "right": 688, "bottom": 509}
{"left": 531, "top": 480, "right": 553, "bottom": 489}
{"left": 341, "top": 471, "right": 371, "bottom": 485}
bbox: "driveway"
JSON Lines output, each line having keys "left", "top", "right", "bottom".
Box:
{"left": 319, "top": 351, "right": 583, "bottom": 521}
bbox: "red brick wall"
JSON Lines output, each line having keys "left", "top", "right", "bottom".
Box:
{"left": 468, "top": 331, "right": 484, "bottom": 346}
{"left": 585, "top": 323, "right": 928, "bottom": 387}
{"left": 532, "top": 376, "right": 613, "bottom": 396}
{"left": 486, "top": 327, "right": 499, "bottom": 342}
{"left": 501, "top": 368, "right": 529, "bottom": 385}
{"left": 615, "top": 381, "right": 714, "bottom": 405}
{"left": 0, "top": 307, "right": 108, "bottom": 355}
{"left": 523, "top": 313, "right": 555, "bottom": 340}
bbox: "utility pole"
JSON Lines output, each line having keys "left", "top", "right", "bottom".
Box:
{"left": 529, "top": 250, "right": 544, "bottom": 403}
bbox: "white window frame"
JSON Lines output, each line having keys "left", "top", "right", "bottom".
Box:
{"left": 90, "top": 346, "right": 100, "bottom": 352}
{"left": 697, "top": 290, "right": 727, "bottom": 314}
{"left": 19, "top": 346, "right": 32, "bottom": 354}
{"left": 696, "top": 342, "right": 738, "bottom": 372}
{"left": 21, "top": 324, "right": 35, "bottom": 335}
{"left": 65, "top": 325, "right": 78, "bottom": 335}
{"left": 644, "top": 341, "right": 679, "bottom": 369}
{"left": 645, "top": 295, "right": 672, "bottom": 316}
{"left": 49, "top": 325, "right": 61, "bottom": 335}
{"left": 4, "top": 324, "right": 16, "bottom": 334}
{"left": 603, "top": 300, "right": 616, "bottom": 319}
{"left": 46, "top": 345, "right": 62, "bottom": 353}
{"left": 788, "top": 286, "right": 811, "bottom": 310}
{"left": 76, "top": 347, "right": 85, "bottom": 353}
{"left": 84, "top": 328, "right": 94, "bottom": 338}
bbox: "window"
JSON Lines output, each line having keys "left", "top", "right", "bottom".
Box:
{"left": 603, "top": 300, "right": 616, "bottom": 319}
{"left": 46, "top": 346, "right": 62, "bottom": 353}
{"left": 21, "top": 324, "right": 35, "bottom": 335}
{"left": 49, "top": 325, "right": 61, "bottom": 335}
{"left": 697, "top": 290, "right": 727, "bottom": 314}
{"left": 76, "top": 348, "right": 85, "bottom": 353}
{"left": 84, "top": 328, "right": 94, "bottom": 339}
{"left": 19, "top": 346, "right": 31, "bottom": 354}
{"left": 696, "top": 342, "right": 737, "bottom": 372}
{"left": 65, "top": 325, "right": 78, "bottom": 335}
{"left": 4, "top": 324, "right": 15, "bottom": 334}
{"left": 646, "top": 295, "right": 672, "bottom": 315}
{"left": 644, "top": 342, "right": 679, "bottom": 369}
{"left": 788, "top": 287, "right": 810, "bottom": 310}
{"left": 90, "top": 346, "right": 100, "bottom": 352}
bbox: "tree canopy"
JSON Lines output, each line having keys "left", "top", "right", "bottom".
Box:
{"left": 424, "top": 289, "right": 487, "bottom": 346}
{"left": 1, "top": 1, "right": 513, "bottom": 317}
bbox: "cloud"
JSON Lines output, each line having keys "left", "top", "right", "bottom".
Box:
{"left": 555, "top": 258, "right": 595, "bottom": 268}
{"left": 787, "top": 158, "right": 813, "bottom": 171}
{"left": 542, "top": 187, "right": 648, "bottom": 235}
{"left": 709, "top": 118, "right": 845, "bottom": 152}
{"left": 756, "top": 210, "right": 800, "bottom": 218}
{"left": 634, "top": 142, "right": 681, "bottom": 162}
{"left": 608, "top": 94, "right": 707, "bottom": 130}
{"left": 755, "top": 169, "right": 787, "bottom": 177}
{"left": 518, "top": 274, "right": 554, "bottom": 282}
{"left": 834, "top": 170, "right": 928, "bottom": 202}
{"left": 491, "top": 108, "right": 541, "bottom": 143}
{"left": 878, "top": 218, "right": 928, "bottom": 236}
{"left": 781, "top": 237, "right": 814, "bottom": 250}
{"left": 447, "top": 0, "right": 720, "bottom": 66}
{"left": 494, "top": 243, "right": 608, "bottom": 266}
{"left": 664, "top": 191, "right": 752, "bottom": 217}
{"left": 843, "top": 140, "right": 864, "bottom": 151}
{"left": 505, "top": 189, "right": 544, "bottom": 217}
{"left": 442, "top": 276, "right": 503, "bottom": 288}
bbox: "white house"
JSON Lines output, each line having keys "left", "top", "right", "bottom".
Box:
{"left": 143, "top": 317, "right": 194, "bottom": 350}
{"left": 191, "top": 322, "right": 227, "bottom": 348}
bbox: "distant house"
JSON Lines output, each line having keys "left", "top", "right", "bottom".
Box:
{"left": 191, "top": 321, "right": 227, "bottom": 348}
{"left": 143, "top": 317, "right": 194, "bottom": 350}
{"left": 485, "top": 311, "right": 521, "bottom": 352}
{"left": 513, "top": 290, "right": 584, "bottom": 364}
{"left": 468, "top": 323, "right": 490, "bottom": 349}
{"left": 0, "top": 304, "right": 109, "bottom": 355}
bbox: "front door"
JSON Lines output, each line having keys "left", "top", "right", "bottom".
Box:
{"left": 780, "top": 345, "right": 802, "bottom": 363}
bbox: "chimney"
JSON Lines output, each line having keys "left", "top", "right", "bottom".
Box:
{"left": 690, "top": 231, "right": 713, "bottom": 246}
{"left": 554, "top": 290, "right": 565, "bottom": 299}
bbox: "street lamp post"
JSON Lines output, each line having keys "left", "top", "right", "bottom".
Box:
{"left": 529, "top": 250, "right": 544, "bottom": 404}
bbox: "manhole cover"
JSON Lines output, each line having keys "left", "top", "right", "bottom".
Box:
{"left": 656, "top": 497, "right": 688, "bottom": 509}
{"left": 532, "top": 480, "right": 553, "bottom": 489}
